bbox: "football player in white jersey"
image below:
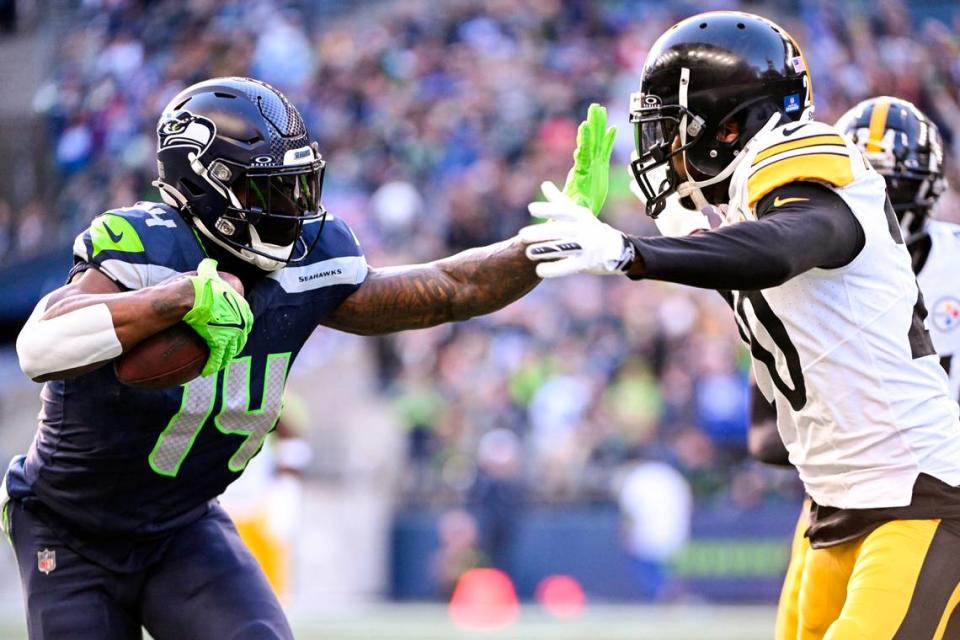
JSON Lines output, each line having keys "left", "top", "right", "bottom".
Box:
{"left": 838, "top": 97, "right": 956, "bottom": 394}
{"left": 751, "top": 95, "right": 956, "bottom": 639}
{"left": 520, "top": 11, "right": 960, "bottom": 638}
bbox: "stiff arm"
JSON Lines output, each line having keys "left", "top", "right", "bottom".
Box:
{"left": 321, "top": 237, "right": 538, "bottom": 335}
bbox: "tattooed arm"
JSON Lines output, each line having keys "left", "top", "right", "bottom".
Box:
{"left": 321, "top": 237, "right": 539, "bottom": 336}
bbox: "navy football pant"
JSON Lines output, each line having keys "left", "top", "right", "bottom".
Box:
{"left": 8, "top": 501, "right": 293, "bottom": 640}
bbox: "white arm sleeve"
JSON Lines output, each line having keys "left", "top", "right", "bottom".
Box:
{"left": 16, "top": 293, "right": 123, "bottom": 380}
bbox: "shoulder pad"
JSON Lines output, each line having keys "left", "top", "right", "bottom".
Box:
{"left": 267, "top": 215, "right": 367, "bottom": 295}
{"left": 293, "top": 215, "right": 364, "bottom": 266}
{"left": 746, "top": 120, "right": 855, "bottom": 208}
{"left": 74, "top": 203, "right": 201, "bottom": 290}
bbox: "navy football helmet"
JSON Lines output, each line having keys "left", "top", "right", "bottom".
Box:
{"left": 837, "top": 96, "right": 946, "bottom": 238}
{"left": 154, "top": 77, "right": 325, "bottom": 271}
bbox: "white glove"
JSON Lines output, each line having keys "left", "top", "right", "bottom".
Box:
{"left": 520, "top": 181, "right": 634, "bottom": 278}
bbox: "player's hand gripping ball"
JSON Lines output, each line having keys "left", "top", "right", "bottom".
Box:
{"left": 182, "top": 258, "right": 254, "bottom": 376}
{"left": 114, "top": 259, "right": 251, "bottom": 388}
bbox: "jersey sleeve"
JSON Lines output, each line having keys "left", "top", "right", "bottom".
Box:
{"left": 628, "top": 184, "right": 864, "bottom": 289}
{"left": 73, "top": 204, "right": 195, "bottom": 290}
{"left": 755, "top": 182, "right": 865, "bottom": 269}
{"left": 746, "top": 122, "right": 857, "bottom": 209}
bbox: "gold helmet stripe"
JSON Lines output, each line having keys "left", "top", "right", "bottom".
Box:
{"left": 866, "top": 97, "right": 891, "bottom": 153}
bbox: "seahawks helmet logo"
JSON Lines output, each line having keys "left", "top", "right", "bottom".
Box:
{"left": 157, "top": 111, "right": 216, "bottom": 153}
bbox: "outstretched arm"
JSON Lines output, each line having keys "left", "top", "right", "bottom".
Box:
{"left": 624, "top": 183, "right": 864, "bottom": 288}
{"left": 524, "top": 182, "right": 865, "bottom": 287}
{"left": 321, "top": 237, "right": 538, "bottom": 336}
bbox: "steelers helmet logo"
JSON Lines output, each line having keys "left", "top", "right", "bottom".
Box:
{"left": 932, "top": 297, "right": 960, "bottom": 332}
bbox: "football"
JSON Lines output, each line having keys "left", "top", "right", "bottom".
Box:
{"left": 114, "top": 272, "right": 244, "bottom": 389}
{"left": 114, "top": 322, "right": 208, "bottom": 389}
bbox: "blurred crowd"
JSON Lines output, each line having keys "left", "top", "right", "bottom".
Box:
{"left": 10, "top": 0, "right": 960, "bottom": 524}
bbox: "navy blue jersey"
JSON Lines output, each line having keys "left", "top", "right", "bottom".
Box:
{"left": 8, "top": 203, "right": 365, "bottom": 566}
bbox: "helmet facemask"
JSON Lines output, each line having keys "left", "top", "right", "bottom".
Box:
{"left": 207, "top": 154, "right": 327, "bottom": 270}
{"left": 629, "top": 90, "right": 706, "bottom": 218}
{"left": 630, "top": 79, "right": 782, "bottom": 220}
{"left": 866, "top": 143, "right": 944, "bottom": 219}
{"left": 159, "top": 143, "right": 327, "bottom": 272}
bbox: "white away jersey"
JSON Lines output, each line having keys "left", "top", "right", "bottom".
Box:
{"left": 727, "top": 119, "right": 960, "bottom": 509}
{"left": 918, "top": 220, "right": 960, "bottom": 402}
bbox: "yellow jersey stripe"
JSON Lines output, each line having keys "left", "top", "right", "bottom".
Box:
{"left": 866, "top": 97, "right": 891, "bottom": 153}
{"left": 752, "top": 134, "right": 847, "bottom": 166}
{"left": 747, "top": 152, "right": 854, "bottom": 208}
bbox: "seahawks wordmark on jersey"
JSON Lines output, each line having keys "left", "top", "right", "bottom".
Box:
{"left": 727, "top": 120, "right": 960, "bottom": 509}
{"left": 6, "top": 202, "right": 365, "bottom": 569}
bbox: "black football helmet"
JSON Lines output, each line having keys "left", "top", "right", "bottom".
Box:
{"left": 836, "top": 96, "right": 945, "bottom": 237}
{"left": 154, "top": 77, "right": 326, "bottom": 271}
{"left": 630, "top": 11, "right": 813, "bottom": 217}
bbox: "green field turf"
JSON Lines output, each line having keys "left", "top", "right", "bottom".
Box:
{"left": 0, "top": 604, "right": 777, "bottom": 640}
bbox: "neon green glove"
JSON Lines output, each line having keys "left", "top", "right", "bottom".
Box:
{"left": 182, "top": 258, "right": 254, "bottom": 377}
{"left": 562, "top": 103, "right": 617, "bottom": 216}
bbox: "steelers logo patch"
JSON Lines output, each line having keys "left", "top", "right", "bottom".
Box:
{"left": 932, "top": 297, "right": 960, "bottom": 332}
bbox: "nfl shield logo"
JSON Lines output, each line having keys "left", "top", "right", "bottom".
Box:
{"left": 37, "top": 549, "right": 56, "bottom": 574}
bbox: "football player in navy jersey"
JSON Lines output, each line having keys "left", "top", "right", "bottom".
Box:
{"left": 2, "top": 77, "right": 550, "bottom": 640}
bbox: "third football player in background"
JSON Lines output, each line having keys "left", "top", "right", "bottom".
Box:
{"left": 522, "top": 11, "right": 960, "bottom": 638}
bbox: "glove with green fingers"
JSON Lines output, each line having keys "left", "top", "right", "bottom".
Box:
{"left": 562, "top": 103, "right": 617, "bottom": 216}
{"left": 182, "top": 258, "right": 254, "bottom": 377}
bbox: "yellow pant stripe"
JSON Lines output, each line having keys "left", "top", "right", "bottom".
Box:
{"left": 747, "top": 154, "right": 854, "bottom": 208}
{"left": 866, "top": 97, "right": 891, "bottom": 153}
{"left": 752, "top": 135, "right": 847, "bottom": 166}
{"left": 797, "top": 519, "right": 941, "bottom": 640}
{"left": 933, "top": 582, "right": 960, "bottom": 640}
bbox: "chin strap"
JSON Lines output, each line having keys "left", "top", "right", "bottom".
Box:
{"left": 676, "top": 112, "right": 783, "bottom": 219}
{"left": 192, "top": 217, "right": 289, "bottom": 272}
{"left": 188, "top": 152, "right": 243, "bottom": 209}
{"left": 152, "top": 179, "right": 189, "bottom": 209}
